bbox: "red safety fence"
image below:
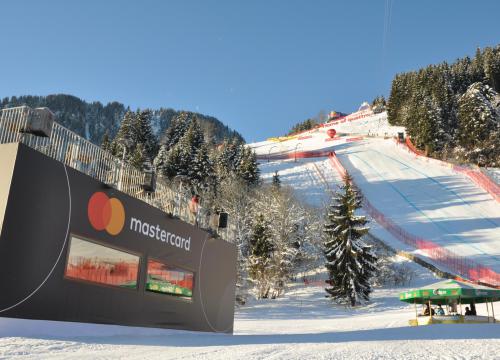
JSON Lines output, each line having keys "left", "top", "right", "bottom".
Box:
{"left": 327, "top": 151, "right": 500, "bottom": 287}
{"left": 404, "top": 136, "right": 426, "bottom": 156}
{"left": 452, "top": 165, "right": 500, "bottom": 202}
{"left": 346, "top": 136, "right": 364, "bottom": 143}
{"left": 328, "top": 152, "right": 347, "bottom": 178}
{"left": 256, "top": 150, "right": 334, "bottom": 161}
{"left": 303, "top": 278, "right": 327, "bottom": 287}
{"left": 401, "top": 137, "right": 500, "bottom": 203}
{"left": 258, "top": 138, "right": 364, "bottom": 161}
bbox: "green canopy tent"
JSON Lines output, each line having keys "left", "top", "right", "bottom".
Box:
{"left": 399, "top": 279, "right": 500, "bottom": 325}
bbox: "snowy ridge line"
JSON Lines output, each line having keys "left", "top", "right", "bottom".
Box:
{"left": 397, "top": 137, "right": 500, "bottom": 203}
{"left": 326, "top": 151, "right": 500, "bottom": 287}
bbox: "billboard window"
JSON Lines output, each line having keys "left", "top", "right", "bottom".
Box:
{"left": 65, "top": 236, "right": 140, "bottom": 289}
{"left": 146, "top": 259, "right": 194, "bottom": 298}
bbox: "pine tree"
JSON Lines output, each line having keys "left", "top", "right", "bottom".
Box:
{"left": 133, "top": 109, "right": 158, "bottom": 159}
{"left": 288, "top": 118, "right": 319, "bottom": 135}
{"left": 161, "top": 111, "right": 192, "bottom": 150}
{"left": 483, "top": 46, "right": 500, "bottom": 92}
{"left": 163, "top": 143, "right": 185, "bottom": 178}
{"left": 190, "top": 143, "right": 214, "bottom": 192}
{"left": 111, "top": 110, "right": 136, "bottom": 159}
{"left": 248, "top": 213, "right": 275, "bottom": 299}
{"left": 324, "top": 173, "right": 377, "bottom": 306}
{"left": 237, "top": 147, "right": 260, "bottom": 186}
{"left": 272, "top": 171, "right": 281, "bottom": 189}
{"left": 214, "top": 139, "right": 238, "bottom": 180}
{"left": 101, "top": 131, "right": 111, "bottom": 152}
{"left": 457, "top": 82, "right": 500, "bottom": 166}
{"left": 130, "top": 143, "right": 148, "bottom": 170}
{"left": 154, "top": 117, "right": 208, "bottom": 183}
{"left": 153, "top": 144, "right": 169, "bottom": 176}
{"left": 371, "top": 95, "right": 386, "bottom": 114}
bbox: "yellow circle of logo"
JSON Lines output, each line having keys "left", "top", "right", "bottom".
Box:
{"left": 88, "top": 192, "right": 125, "bottom": 236}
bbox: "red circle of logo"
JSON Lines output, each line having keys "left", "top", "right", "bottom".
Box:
{"left": 88, "top": 192, "right": 125, "bottom": 235}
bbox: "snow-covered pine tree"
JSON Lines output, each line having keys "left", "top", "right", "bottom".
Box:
{"left": 111, "top": 110, "right": 136, "bottom": 159}
{"left": 416, "top": 95, "right": 442, "bottom": 155}
{"left": 213, "top": 139, "right": 235, "bottom": 181}
{"left": 457, "top": 82, "right": 500, "bottom": 166}
{"left": 154, "top": 117, "right": 205, "bottom": 179}
{"left": 217, "top": 177, "right": 255, "bottom": 304}
{"left": 483, "top": 46, "right": 500, "bottom": 92}
{"left": 371, "top": 95, "right": 386, "bottom": 114}
{"left": 251, "top": 185, "right": 311, "bottom": 298}
{"left": 237, "top": 147, "right": 260, "bottom": 186}
{"left": 264, "top": 187, "right": 300, "bottom": 298}
{"left": 101, "top": 131, "right": 111, "bottom": 152}
{"left": 153, "top": 144, "right": 168, "bottom": 175}
{"left": 189, "top": 117, "right": 205, "bottom": 149}
{"left": 164, "top": 143, "right": 186, "bottom": 178}
{"left": 248, "top": 213, "right": 275, "bottom": 299}
{"left": 133, "top": 109, "right": 158, "bottom": 159}
{"left": 130, "top": 143, "right": 148, "bottom": 170}
{"left": 161, "top": 111, "right": 192, "bottom": 151}
{"left": 272, "top": 171, "right": 281, "bottom": 189}
{"left": 293, "top": 207, "right": 324, "bottom": 278}
{"left": 324, "top": 173, "right": 377, "bottom": 306}
{"left": 189, "top": 143, "right": 214, "bottom": 193}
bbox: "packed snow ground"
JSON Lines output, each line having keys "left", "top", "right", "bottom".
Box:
{"left": 1, "top": 261, "right": 499, "bottom": 359}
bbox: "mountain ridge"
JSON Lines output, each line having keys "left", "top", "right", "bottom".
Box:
{"left": 0, "top": 94, "right": 244, "bottom": 145}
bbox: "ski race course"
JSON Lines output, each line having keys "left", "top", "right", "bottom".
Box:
{"left": 0, "top": 107, "right": 499, "bottom": 360}
{"left": 252, "top": 110, "right": 500, "bottom": 287}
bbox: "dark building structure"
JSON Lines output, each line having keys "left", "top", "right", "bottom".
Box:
{"left": 0, "top": 143, "right": 237, "bottom": 333}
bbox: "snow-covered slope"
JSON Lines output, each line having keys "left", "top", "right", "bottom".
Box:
{"left": 250, "top": 111, "right": 500, "bottom": 283}
{"left": 252, "top": 111, "right": 403, "bottom": 159}
{"left": 336, "top": 138, "right": 500, "bottom": 273}
{"left": 259, "top": 158, "right": 342, "bottom": 208}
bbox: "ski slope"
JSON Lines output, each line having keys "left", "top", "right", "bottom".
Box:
{"left": 251, "top": 111, "right": 500, "bottom": 282}
{"left": 336, "top": 138, "right": 500, "bottom": 273}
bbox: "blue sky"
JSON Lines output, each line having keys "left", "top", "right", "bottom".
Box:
{"left": 1, "top": 0, "right": 500, "bottom": 141}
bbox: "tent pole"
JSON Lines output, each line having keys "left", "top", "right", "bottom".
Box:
{"left": 459, "top": 297, "right": 462, "bottom": 316}
{"left": 429, "top": 300, "right": 433, "bottom": 323}
{"left": 414, "top": 300, "right": 418, "bottom": 325}
{"left": 486, "top": 299, "right": 490, "bottom": 322}
{"left": 491, "top": 299, "right": 496, "bottom": 323}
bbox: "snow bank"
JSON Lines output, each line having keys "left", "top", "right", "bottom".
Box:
{"left": 1, "top": 273, "right": 499, "bottom": 359}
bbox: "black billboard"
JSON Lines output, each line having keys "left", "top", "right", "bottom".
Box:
{"left": 0, "top": 143, "right": 237, "bottom": 333}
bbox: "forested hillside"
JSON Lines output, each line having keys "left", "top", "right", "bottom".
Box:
{"left": 387, "top": 45, "right": 500, "bottom": 166}
{"left": 0, "top": 94, "right": 243, "bottom": 145}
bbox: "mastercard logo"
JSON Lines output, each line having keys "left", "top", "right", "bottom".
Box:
{"left": 88, "top": 192, "right": 125, "bottom": 236}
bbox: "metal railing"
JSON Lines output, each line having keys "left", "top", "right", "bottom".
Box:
{"left": 0, "top": 106, "right": 231, "bottom": 241}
